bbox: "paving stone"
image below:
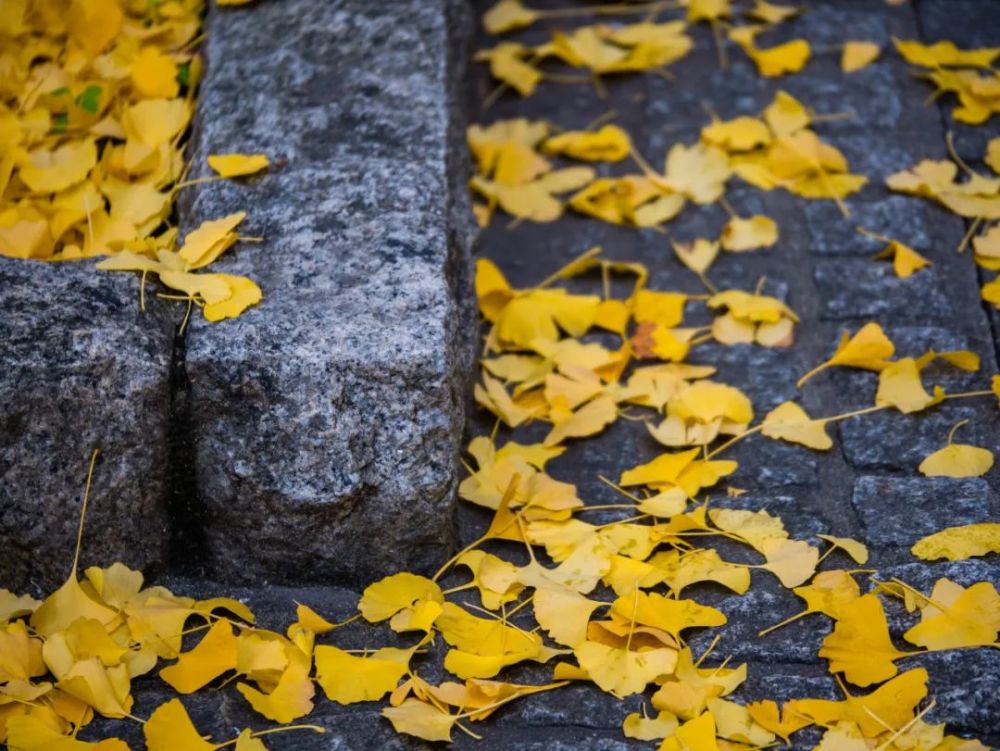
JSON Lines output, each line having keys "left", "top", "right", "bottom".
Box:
{"left": 838, "top": 404, "right": 980, "bottom": 471}
{"left": 851, "top": 476, "right": 994, "bottom": 549}
{"left": 805, "top": 196, "right": 932, "bottom": 256}
{"left": 814, "top": 259, "right": 955, "bottom": 322}
{"left": 0, "top": 260, "right": 174, "bottom": 593}
{"left": 180, "top": 0, "right": 476, "bottom": 585}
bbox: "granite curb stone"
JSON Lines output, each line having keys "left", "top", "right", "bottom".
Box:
{"left": 178, "top": 0, "right": 477, "bottom": 585}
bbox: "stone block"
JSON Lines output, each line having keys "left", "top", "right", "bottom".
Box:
{"left": 851, "top": 476, "right": 994, "bottom": 548}
{"left": 180, "top": 0, "right": 476, "bottom": 585}
{"left": 813, "top": 259, "right": 954, "bottom": 322}
{"left": 0, "top": 260, "right": 173, "bottom": 592}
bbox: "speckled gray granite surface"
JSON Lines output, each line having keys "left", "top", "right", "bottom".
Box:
{"left": 0, "top": 262, "right": 174, "bottom": 591}
{"left": 177, "top": 0, "right": 477, "bottom": 586}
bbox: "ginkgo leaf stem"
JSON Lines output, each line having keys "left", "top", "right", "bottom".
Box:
{"left": 624, "top": 588, "right": 640, "bottom": 652}
{"left": 856, "top": 226, "right": 893, "bottom": 245}
{"left": 710, "top": 20, "right": 727, "bottom": 70}
{"left": 537, "top": 245, "right": 603, "bottom": 289}
{"left": 454, "top": 721, "right": 484, "bottom": 740}
{"left": 815, "top": 546, "right": 836, "bottom": 566}
{"left": 597, "top": 475, "right": 644, "bottom": 502}
{"left": 945, "top": 130, "right": 976, "bottom": 177}
{"left": 697, "top": 270, "right": 718, "bottom": 294}
{"left": 433, "top": 535, "right": 489, "bottom": 582}
{"left": 757, "top": 609, "right": 811, "bottom": 637}
{"left": 957, "top": 217, "right": 983, "bottom": 253}
{"left": 171, "top": 175, "right": 223, "bottom": 193}
{"left": 946, "top": 418, "right": 970, "bottom": 445}
{"left": 139, "top": 269, "right": 148, "bottom": 312}
{"left": 577, "top": 503, "right": 641, "bottom": 513}
{"left": 704, "top": 425, "right": 763, "bottom": 459}
{"left": 216, "top": 724, "right": 327, "bottom": 748}
{"left": 482, "top": 81, "right": 510, "bottom": 111}
{"left": 872, "top": 700, "right": 936, "bottom": 751}
{"left": 796, "top": 360, "right": 832, "bottom": 388}
{"left": 694, "top": 634, "right": 721, "bottom": 667}
{"left": 71, "top": 449, "right": 100, "bottom": 576}
{"left": 442, "top": 583, "right": 477, "bottom": 595}
{"left": 717, "top": 196, "right": 738, "bottom": 218}
{"left": 545, "top": 72, "right": 595, "bottom": 84}
{"left": 179, "top": 297, "right": 195, "bottom": 337}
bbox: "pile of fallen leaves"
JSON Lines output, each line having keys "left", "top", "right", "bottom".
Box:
{"left": 469, "top": 90, "right": 868, "bottom": 235}
{"left": 3, "top": 1, "right": 1000, "bottom": 750}
{"left": 0, "top": 0, "right": 267, "bottom": 321}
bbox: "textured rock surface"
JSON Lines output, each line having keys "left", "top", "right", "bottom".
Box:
{"left": 0, "top": 261, "right": 173, "bottom": 592}
{"left": 179, "top": 0, "right": 476, "bottom": 585}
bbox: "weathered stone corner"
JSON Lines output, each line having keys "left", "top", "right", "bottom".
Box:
{"left": 0, "top": 262, "right": 174, "bottom": 592}
{"left": 177, "top": 0, "right": 477, "bottom": 584}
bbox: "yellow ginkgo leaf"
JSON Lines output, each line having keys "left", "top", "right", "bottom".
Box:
{"left": 202, "top": 275, "right": 263, "bottom": 322}
{"left": 144, "top": 698, "right": 217, "bottom": 751}
{"left": 131, "top": 46, "right": 179, "bottom": 99}
{"left": 17, "top": 140, "right": 98, "bottom": 194}
{"left": 177, "top": 212, "right": 246, "bottom": 270}
{"left": 708, "top": 697, "right": 775, "bottom": 746}
{"left": 382, "top": 698, "right": 458, "bottom": 743}
{"left": 894, "top": 39, "right": 1000, "bottom": 69}
{"left": 159, "top": 619, "right": 238, "bottom": 694}
{"left": 358, "top": 573, "right": 444, "bottom": 623}
{"left": 659, "top": 711, "right": 719, "bottom": 751}
{"left": 532, "top": 584, "right": 603, "bottom": 648}
{"left": 761, "top": 401, "right": 832, "bottom": 450}
{"left": 544, "top": 394, "right": 617, "bottom": 446}
{"left": 686, "top": 0, "right": 731, "bottom": 23}
{"left": 903, "top": 578, "right": 1000, "bottom": 650}
{"left": 798, "top": 322, "right": 895, "bottom": 386}
{"left": 818, "top": 594, "right": 911, "bottom": 687}
{"left": 314, "top": 645, "right": 413, "bottom": 704}
{"left": 876, "top": 358, "right": 942, "bottom": 414}
{"left": 0, "top": 590, "right": 40, "bottom": 623}
{"left": 293, "top": 604, "right": 337, "bottom": 635}
{"left": 746, "top": 0, "right": 800, "bottom": 25}
{"left": 573, "top": 640, "right": 677, "bottom": 698}
{"left": 7, "top": 714, "right": 130, "bottom": 750}
{"left": 234, "top": 730, "right": 268, "bottom": 751}
{"left": 622, "top": 709, "right": 679, "bottom": 740}
{"left": 919, "top": 432, "right": 994, "bottom": 477}
{"left": 817, "top": 535, "right": 869, "bottom": 564}
{"left": 873, "top": 240, "right": 931, "bottom": 278}
{"left": 987, "top": 137, "right": 1000, "bottom": 176}
{"left": 542, "top": 125, "right": 631, "bottom": 162}
{"left": 759, "top": 538, "right": 818, "bottom": 588}
{"left": 483, "top": 0, "right": 539, "bottom": 34}
{"left": 720, "top": 215, "right": 778, "bottom": 252}
{"left": 760, "top": 569, "right": 862, "bottom": 636}
{"left": 842, "top": 41, "right": 880, "bottom": 72}
{"left": 701, "top": 116, "right": 772, "bottom": 153}
{"left": 207, "top": 153, "right": 270, "bottom": 178}
{"left": 912, "top": 522, "right": 1000, "bottom": 561}
{"left": 732, "top": 28, "right": 811, "bottom": 77}
{"left": 663, "top": 143, "right": 731, "bottom": 204}
{"left": 122, "top": 98, "right": 191, "bottom": 147}
{"left": 236, "top": 658, "right": 314, "bottom": 723}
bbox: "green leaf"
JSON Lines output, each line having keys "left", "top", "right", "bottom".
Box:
{"left": 75, "top": 85, "right": 102, "bottom": 114}
{"left": 177, "top": 62, "right": 191, "bottom": 88}
{"left": 51, "top": 113, "right": 68, "bottom": 134}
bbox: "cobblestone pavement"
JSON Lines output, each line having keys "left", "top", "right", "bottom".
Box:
{"left": 74, "top": 1, "right": 1000, "bottom": 749}
{"left": 458, "top": 0, "right": 1000, "bottom": 747}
